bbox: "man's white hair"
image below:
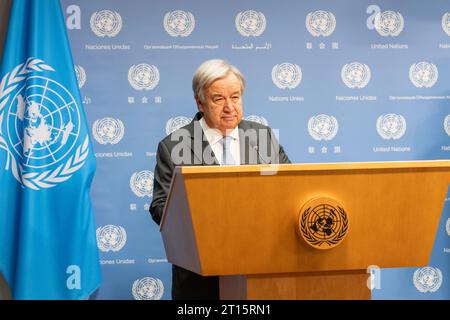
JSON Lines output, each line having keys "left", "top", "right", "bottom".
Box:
{"left": 192, "top": 59, "right": 246, "bottom": 103}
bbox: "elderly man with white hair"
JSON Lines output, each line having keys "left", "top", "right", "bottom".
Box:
{"left": 150, "top": 59, "right": 290, "bottom": 300}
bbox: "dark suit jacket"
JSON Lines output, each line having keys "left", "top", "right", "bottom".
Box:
{"left": 150, "top": 112, "right": 291, "bottom": 299}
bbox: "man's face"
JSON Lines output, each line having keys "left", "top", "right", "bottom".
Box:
{"left": 196, "top": 72, "right": 243, "bottom": 135}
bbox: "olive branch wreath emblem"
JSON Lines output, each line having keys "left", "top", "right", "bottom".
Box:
{"left": 300, "top": 206, "right": 349, "bottom": 248}
{"left": 0, "top": 57, "right": 89, "bottom": 190}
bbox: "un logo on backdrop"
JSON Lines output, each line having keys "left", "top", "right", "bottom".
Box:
{"left": 305, "top": 10, "right": 336, "bottom": 37}
{"left": 128, "top": 64, "right": 160, "bottom": 91}
{"left": 132, "top": 277, "right": 164, "bottom": 300}
{"left": 244, "top": 115, "right": 269, "bottom": 126}
{"left": 74, "top": 65, "right": 86, "bottom": 89}
{"left": 272, "top": 63, "right": 302, "bottom": 89}
{"left": 443, "top": 115, "right": 450, "bottom": 136}
{"left": 442, "top": 13, "right": 450, "bottom": 36}
{"left": 376, "top": 114, "right": 406, "bottom": 140}
{"left": 341, "top": 62, "right": 371, "bottom": 89}
{"left": 308, "top": 114, "right": 339, "bottom": 141}
{"left": 90, "top": 10, "right": 122, "bottom": 37}
{"left": 165, "top": 116, "right": 192, "bottom": 135}
{"left": 163, "top": 10, "right": 195, "bottom": 37}
{"left": 96, "top": 225, "right": 127, "bottom": 252}
{"left": 409, "top": 62, "right": 438, "bottom": 88}
{"left": 374, "top": 11, "right": 404, "bottom": 37}
{"left": 413, "top": 267, "right": 443, "bottom": 293}
{"left": 0, "top": 58, "right": 89, "bottom": 190}
{"left": 235, "top": 10, "right": 266, "bottom": 37}
{"left": 446, "top": 217, "right": 450, "bottom": 236}
{"left": 130, "top": 170, "right": 154, "bottom": 198}
{"left": 92, "top": 117, "right": 124, "bottom": 145}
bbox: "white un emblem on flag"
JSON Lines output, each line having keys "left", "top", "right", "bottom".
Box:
{"left": 0, "top": 58, "right": 89, "bottom": 190}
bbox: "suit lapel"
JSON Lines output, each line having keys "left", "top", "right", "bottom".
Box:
{"left": 186, "top": 114, "right": 219, "bottom": 166}
{"left": 238, "top": 120, "right": 262, "bottom": 165}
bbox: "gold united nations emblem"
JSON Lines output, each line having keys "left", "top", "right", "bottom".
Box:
{"left": 298, "top": 197, "right": 349, "bottom": 250}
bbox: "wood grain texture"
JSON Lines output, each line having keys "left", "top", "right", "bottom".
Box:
{"left": 220, "top": 271, "right": 370, "bottom": 300}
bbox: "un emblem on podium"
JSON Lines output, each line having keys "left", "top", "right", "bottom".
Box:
{"left": 298, "top": 197, "right": 349, "bottom": 250}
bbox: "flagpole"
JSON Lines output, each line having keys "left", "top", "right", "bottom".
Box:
{"left": 0, "top": 1, "right": 12, "bottom": 61}
{"left": 0, "top": 0, "right": 11, "bottom": 301}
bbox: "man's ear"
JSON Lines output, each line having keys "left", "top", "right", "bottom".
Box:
{"left": 196, "top": 97, "right": 205, "bottom": 113}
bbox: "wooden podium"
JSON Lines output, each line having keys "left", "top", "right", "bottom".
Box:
{"left": 160, "top": 161, "right": 450, "bottom": 300}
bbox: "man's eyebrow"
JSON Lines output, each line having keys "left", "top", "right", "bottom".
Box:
{"left": 211, "top": 91, "right": 241, "bottom": 96}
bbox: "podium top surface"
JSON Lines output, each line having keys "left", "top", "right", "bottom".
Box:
{"left": 175, "top": 160, "right": 450, "bottom": 175}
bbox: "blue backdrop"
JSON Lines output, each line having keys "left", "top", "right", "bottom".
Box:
{"left": 60, "top": 0, "right": 450, "bottom": 299}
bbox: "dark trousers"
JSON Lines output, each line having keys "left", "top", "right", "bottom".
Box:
{"left": 172, "top": 265, "right": 219, "bottom": 300}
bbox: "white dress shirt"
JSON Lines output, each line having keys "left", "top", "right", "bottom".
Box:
{"left": 199, "top": 117, "right": 241, "bottom": 165}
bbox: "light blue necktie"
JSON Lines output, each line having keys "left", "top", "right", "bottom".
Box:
{"left": 222, "top": 136, "right": 235, "bottom": 165}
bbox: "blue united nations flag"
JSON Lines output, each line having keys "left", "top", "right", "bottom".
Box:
{"left": 0, "top": 0, "right": 101, "bottom": 299}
